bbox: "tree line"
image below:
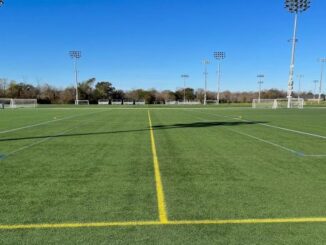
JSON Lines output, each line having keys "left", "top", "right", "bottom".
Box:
{"left": 0, "top": 78, "right": 323, "bottom": 104}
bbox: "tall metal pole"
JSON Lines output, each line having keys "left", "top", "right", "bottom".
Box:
{"left": 202, "top": 60, "right": 210, "bottom": 105}
{"left": 318, "top": 58, "right": 326, "bottom": 104}
{"left": 285, "top": 0, "right": 311, "bottom": 108}
{"left": 74, "top": 59, "right": 78, "bottom": 103}
{"left": 313, "top": 80, "right": 318, "bottom": 99}
{"left": 287, "top": 13, "right": 298, "bottom": 108}
{"left": 217, "top": 62, "right": 221, "bottom": 104}
{"left": 69, "top": 51, "right": 81, "bottom": 105}
{"left": 213, "top": 51, "right": 225, "bottom": 104}
{"left": 297, "top": 74, "right": 304, "bottom": 99}
{"left": 257, "top": 74, "right": 264, "bottom": 103}
{"left": 181, "top": 74, "right": 189, "bottom": 103}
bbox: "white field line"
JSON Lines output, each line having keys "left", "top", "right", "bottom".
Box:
{"left": 227, "top": 128, "right": 303, "bottom": 156}
{"left": 187, "top": 112, "right": 326, "bottom": 157}
{"left": 5, "top": 127, "right": 76, "bottom": 157}
{"left": 195, "top": 110, "right": 326, "bottom": 140}
{"left": 2, "top": 111, "right": 104, "bottom": 159}
{"left": 303, "top": 155, "right": 326, "bottom": 157}
{"left": 187, "top": 113, "right": 302, "bottom": 156}
{"left": 0, "top": 110, "right": 104, "bottom": 135}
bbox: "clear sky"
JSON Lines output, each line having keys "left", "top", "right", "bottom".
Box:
{"left": 0, "top": 0, "right": 325, "bottom": 92}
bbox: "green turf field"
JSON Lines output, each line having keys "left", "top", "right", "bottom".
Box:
{"left": 1, "top": 106, "right": 326, "bottom": 244}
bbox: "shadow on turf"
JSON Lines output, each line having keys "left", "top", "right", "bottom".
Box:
{"left": 0, "top": 121, "right": 267, "bottom": 142}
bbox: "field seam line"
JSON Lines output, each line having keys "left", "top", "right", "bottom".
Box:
{"left": 148, "top": 110, "right": 168, "bottom": 223}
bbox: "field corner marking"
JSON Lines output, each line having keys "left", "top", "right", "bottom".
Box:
{"left": 147, "top": 110, "right": 168, "bottom": 223}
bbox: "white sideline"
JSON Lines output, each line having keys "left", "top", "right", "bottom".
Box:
{"left": 195, "top": 111, "right": 326, "bottom": 140}
{"left": 3, "top": 111, "right": 104, "bottom": 158}
{"left": 0, "top": 111, "right": 101, "bottom": 135}
{"left": 187, "top": 112, "right": 326, "bottom": 158}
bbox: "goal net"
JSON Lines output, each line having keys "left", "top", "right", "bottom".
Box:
{"left": 75, "top": 100, "right": 89, "bottom": 105}
{"left": 111, "top": 100, "right": 122, "bottom": 105}
{"left": 98, "top": 99, "right": 109, "bottom": 105}
{"left": 0, "top": 98, "right": 13, "bottom": 108}
{"left": 11, "top": 99, "right": 37, "bottom": 108}
{"left": 252, "top": 98, "right": 304, "bottom": 109}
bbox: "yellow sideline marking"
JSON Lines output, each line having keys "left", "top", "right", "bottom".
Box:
{"left": 2, "top": 218, "right": 326, "bottom": 230}
{"left": 148, "top": 110, "right": 168, "bottom": 223}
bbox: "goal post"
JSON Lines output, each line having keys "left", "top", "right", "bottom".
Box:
{"left": 11, "top": 99, "right": 37, "bottom": 108}
{"left": 0, "top": 98, "right": 13, "bottom": 108}
{"left": 98, "top": 99, "right": 109, "bottom": 105}
{"left": 253, "top": 98, "right": 304, "bottom": 109}
{"left": 75, "top": 100, "right": 89, "bottom": 105}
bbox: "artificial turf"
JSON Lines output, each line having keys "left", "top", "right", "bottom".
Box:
{"left": 0, "top": 106, "right": 326, "bottom": 244}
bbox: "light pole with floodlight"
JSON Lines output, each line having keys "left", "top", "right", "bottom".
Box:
{"left": 69, "top": 51, "right": 81, "bottom": 104}
{"left": 202, "top": 60, "right": 210, "bottom": 105}
{"left": 318, "top": 58, "right": 326, "bottom": 104}
{"left": 285, "top": 0, "right": 311, "bottom": 108}
{"left": 213, "top": 51, "right": 225, "bottom": 104}
{"left": 257, "top": 74, "right": 264, "bottom": 103}
{"left": 181, "top": 74, "right": 189, "bottom": 103}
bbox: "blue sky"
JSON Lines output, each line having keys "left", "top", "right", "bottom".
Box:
{"left": 0, "top": 0, "right": 325, "bottom": 92}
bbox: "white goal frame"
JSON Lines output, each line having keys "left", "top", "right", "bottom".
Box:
{"left": 12, "top": 99, "right": 37, "bottom": 108}
{"left": 252, "top": 98, "right": 304, "bottom": 109}
{"left": 75, "top": 100, "right": 89, "bottom": 105}
{"left": 98, "top": 99, "right": 109, "bottom": 105}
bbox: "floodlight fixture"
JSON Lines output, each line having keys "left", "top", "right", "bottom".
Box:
{"left": 296, "top": 74, "right": 304, "bottom": 99}
{"left": 0, "top": 0, "right": 4, "bottom": 6}
{"left": 285, "top": 0, "right": 311, "bottom": 13}
{"left": 202, "top": 60, "right": 210, "bottom": 105}
{"left": 284, "top": 0, "right": 311, "bottom": 108}
{"left": 69, "top": 50, "right": 82, "bottom": 104}
{"left": 213, "top": 51, "right": 226, "bottom": 104}
{"left": 257, "top": 74, "right": 265, "bottom": 103}
{"left": 181, "top": 74, "right": 189, "bottom": 103}
{"left": 318, "top": 58, "right": 326, "bottom": 103}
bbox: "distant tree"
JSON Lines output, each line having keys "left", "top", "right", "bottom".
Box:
{"left": 60, "top": 87, "right": 75, "bottom": 104}
{"left": 112, "top": 89, "right": 125, "bottom": 100}
{"left": 94, "top": 81, "right": 115, "bottom": 100}
{"left": 78, "top": 78, "right": 96, "bottom": 101}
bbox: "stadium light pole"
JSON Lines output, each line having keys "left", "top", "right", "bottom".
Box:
{"left": 202, "top": 60, "right": 210, "bottom": 105}
{"left": 257, "top": 74, "right": 264, "bottom": 103}
{"left": 313, "top": 80, "right": 319, "bottom": 99}
{"left": 213, "top": 51, "right": 226, "bottom": 104}
{"left": 297, "top": 74, "right": 304, "bottom": 99}
{"left": 69, "top": 51, "right": 82, "bottom": 104}
{"left": 318, "top": 58, "right": 326, "bottom": 104}
{"left": 181, "top": 74, "right": 189, "bottom": 103}
{"left": 285, "top": 0, "right": 311, "bottom": 108}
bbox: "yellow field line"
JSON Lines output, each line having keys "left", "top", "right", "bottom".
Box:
{"left": 2, "top": 218, "right": 326, "bottom": 230}
{"left": 148, "top": 110, "right": 168, "bottom": 223}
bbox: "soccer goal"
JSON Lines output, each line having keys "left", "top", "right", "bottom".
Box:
{"left": 11, "top": 99, "right": 37, "bottom": 108}
{"left": 135, "top": 100, "right": 145, "bottom": 105}
{"left": 75, "top": 100, "right": 89, "bottom": 105}
{"left": 123, "top": 100, "right": 134, "bottom": 105}
{"left": 111, "top": 100, "right": 122, "bottom": 105}
{"left": 0, "top": 98, "right": 13, "bottom": 108}
{"left": 177, "top": 100, "right": 201, "bottom": 105}
{"left": 252, "top": 98, "right": 304, "bottom": 109}
{"left": 98, "top": 99, "right": 109, "bottom": 105}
